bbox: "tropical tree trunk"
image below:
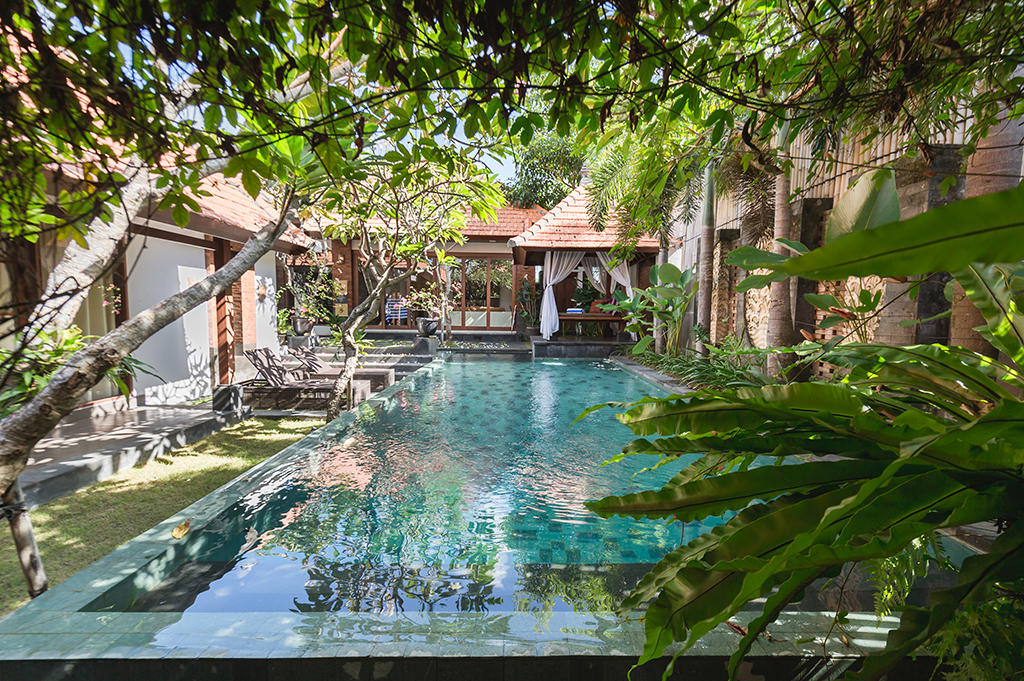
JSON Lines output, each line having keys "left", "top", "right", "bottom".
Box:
{"left": 2, "top": 479, "right": 47, "bottom": 597}
{"left": 734, "top": 218, "right": 756, "bottom": 345}
{"left": 696, "top": 165, "right": 715, "bottom": 353}
{"left": 1, "top": 191, "right": 296, "bottom": 594}
{"left": 325, "top": 266, "right": 414, "bottom": 420}
{"left": 766, "top": 166, "right": 795, "bottom": 374}
{"left": 326, "top": 324, "right": 362, "bottom": 419}
{"left": 21, "top": 64, "right": 325, "bottom": 339}
{"left": 949, "top": 111, "right": 1024, "bottom": 353}
{"left": 653, "top": 246, "right": 668, "bottom": 354}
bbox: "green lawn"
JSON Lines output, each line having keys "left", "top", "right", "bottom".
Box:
{"left": 0, "top": 416, "right": 322, "bottom": 617}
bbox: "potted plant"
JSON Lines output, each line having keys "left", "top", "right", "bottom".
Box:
{"left": 287, "top": 263, "right": 336, "bottom": 337}
{"left": 292, "top": 310, "right": 314, "bottom": 336}
{"left": 406, "top": 284, "right": 443, "bottom": 337}
{"left": 276, "top": 308, "right": 293, "bottom": 342}
{"left": 416, "top": 316, "right": 438, "bottom": 337}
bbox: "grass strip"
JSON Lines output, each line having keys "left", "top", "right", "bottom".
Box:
{"left": 0, "top": 417, "right": 322, "bottom": 616}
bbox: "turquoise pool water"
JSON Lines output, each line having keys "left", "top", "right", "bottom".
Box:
{"left": 115, "top": 359, "right": 707, "bottom": 614}
{"left": 1, "top": 358, "right": 960, "bottom": 668}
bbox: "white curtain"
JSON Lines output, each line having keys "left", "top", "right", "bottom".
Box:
{"left": 581, "top": 256, "right": 608, "bottom": 294}
{"left": 540, "top": 250, "right": 585, "bottom": 339}
{"left": 597, "top": 251, "right": 635, "bottom": 297}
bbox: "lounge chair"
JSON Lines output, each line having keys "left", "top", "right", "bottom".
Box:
{"left": 245, "top": 348, "right": 310, "bottom": 385}
{"left": 241, "top": 348, "right": 338, "bottom": 409}
{"left": 288, "top": 347, "right": 343, "bottom": 378}
{"left": 291, "top": 347, "right": 396, "bottom": 391}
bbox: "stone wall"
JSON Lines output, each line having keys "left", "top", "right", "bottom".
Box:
{"left": 705, "top": 144, "right": 969, "bottom": 380}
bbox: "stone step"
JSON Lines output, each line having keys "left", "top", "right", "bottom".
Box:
{"left": 352, "top": 368, "right": 395, "bottom": 391}
{"left": 313, "top": 344, "right": 417, "bottom": 356}
{"left": 353, "top": 353, "right": 432, "bottom": 363}
{"left": 363, "top": 344, "right": 417, "bottom": 355}
{"left": 357, "top": 360, "right": 431, "bottom": 372}
{"left": 309, "top": 352, "right": 430, "bottom": 363}
{"left": 358, "top": 367, "right": 428, "bottom": 380}
{"left": 351, "top": 379, "right": 372, "bottom": 407}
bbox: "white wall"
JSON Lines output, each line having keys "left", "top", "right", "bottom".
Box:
{"left": 669, "top": 205, "right": 700, "bottom": 273}
{"left": 254, "top": 251, "right": 280, "bottom": 353}
{"left": 125, "top": 238, "right": 212, "bottom": 405}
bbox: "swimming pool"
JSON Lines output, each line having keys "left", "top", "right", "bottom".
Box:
{"left": 94, "top": 358, "right": 701, "bottom": 614}
{"left": 0, "top": 357, "right": 911, "bottom": 676}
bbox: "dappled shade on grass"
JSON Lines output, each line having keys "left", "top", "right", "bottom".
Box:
{"left": 0, "top": 417, "right": 322, "bottom": 616}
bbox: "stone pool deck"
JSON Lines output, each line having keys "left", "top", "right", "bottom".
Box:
{"left": 610, "top": 356, "right": 689, "bottom": 394}
{"left": 22, "top": 405, "right": 247, "bottom": 508}
{"left": 531, "top": 336, "right": 631, "bottom": 359}
{"left": 0, "top": 607, "right": 930, "bottom": 680}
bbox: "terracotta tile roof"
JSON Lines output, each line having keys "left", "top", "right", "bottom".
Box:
{"left": 460, "top": 205, "right": 546, "bottom": 239}
{"left": 187, "top": 174, "right": 313, "bottom": 251}
{"left": 508, "top": 183, "right": 660, "bottom": 251}
{"left": 360, "top": 204, "right": 545, "bottom": 241}
{"left": 7, "top": 33, "right": 311, "bottom": 252}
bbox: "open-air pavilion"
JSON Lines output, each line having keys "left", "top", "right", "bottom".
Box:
{"left": 507, "top": 182, "right": 661, "bottom": 340}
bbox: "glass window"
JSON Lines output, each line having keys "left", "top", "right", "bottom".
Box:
{"left": 464, "top": 259, "right": 488, "bottom": 308}
{"left": 382, "top": 270, "right": 411, "bottom": 327}
{"left": 489, "top": 260, "right": 513, "bottom": 309}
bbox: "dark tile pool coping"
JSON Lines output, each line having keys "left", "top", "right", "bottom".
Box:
{"left": 609, "top": 356, "right": 690, "bottom": 395}
{"left": 0, "top": 358, "right": 909, "bottom": 678}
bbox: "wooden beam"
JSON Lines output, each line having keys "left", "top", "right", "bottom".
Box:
{"left": 129, "top": 225, "right": 215, "bottom": 250}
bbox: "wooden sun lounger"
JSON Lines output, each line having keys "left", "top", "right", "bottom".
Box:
{"left": 241, "top": 348, "right": 338, "bottom": 410}
{"left": 291, "top": 347, "right": 395, "bottom": 391}
{"left": 289, "top": 347, "right": 343, "bottom": 378}
{"left": 241, "top": 349, "right": 381, "bottom": 410}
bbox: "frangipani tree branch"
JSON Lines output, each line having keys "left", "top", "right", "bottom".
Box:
{"left": 24, "top": 50, "right": 357, "bottom": 339}
{"left": 0, "top": 188, "right": 298, "bottom": 492}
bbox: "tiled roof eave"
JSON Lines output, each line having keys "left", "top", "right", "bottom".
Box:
{"left": 507, "top": 184, "right": 659, "bottom": 252}
{"left": 514, "top": 242, "right": 660, "bottom": 251}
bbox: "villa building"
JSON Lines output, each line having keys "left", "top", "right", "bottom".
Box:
{"left": 1, "top": 173, "right": 311, "bottom": 408}
{"left": 3, "top": 183, "right": 676, "bottom": 416}
{"left": 284, "top": 204, "right": 545, "bottom": 333}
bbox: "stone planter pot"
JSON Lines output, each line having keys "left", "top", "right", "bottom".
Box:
{"left": 417, "top": 317, "right": 439, "bottom": 337}
{"left": 524, "top": 325, "right": 540, "bottom": 338}
{"left": 292, "top": 316, "right": 314, "bottom": 335}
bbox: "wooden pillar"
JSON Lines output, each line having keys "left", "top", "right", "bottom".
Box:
{"left": 331, "top": 239, "right": 353, "bottom": 318}
{"left": 3, "top": 238, "right": 43, "bottom": 328}
{"left": 213, "top": 238, "right": 235, "bottom": 384}
{"left": 109, "top": 250, "right": 134, "bottom": 395}
{"left": 238, "top": 267, "right": 257, "bottom": 350}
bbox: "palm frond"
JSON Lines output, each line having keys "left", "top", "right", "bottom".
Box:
{"left": 586, "top": 145, "right": 631, "bottom": 231}
{"left": 715, "top": 140, "right": 776, "bottom": 243}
